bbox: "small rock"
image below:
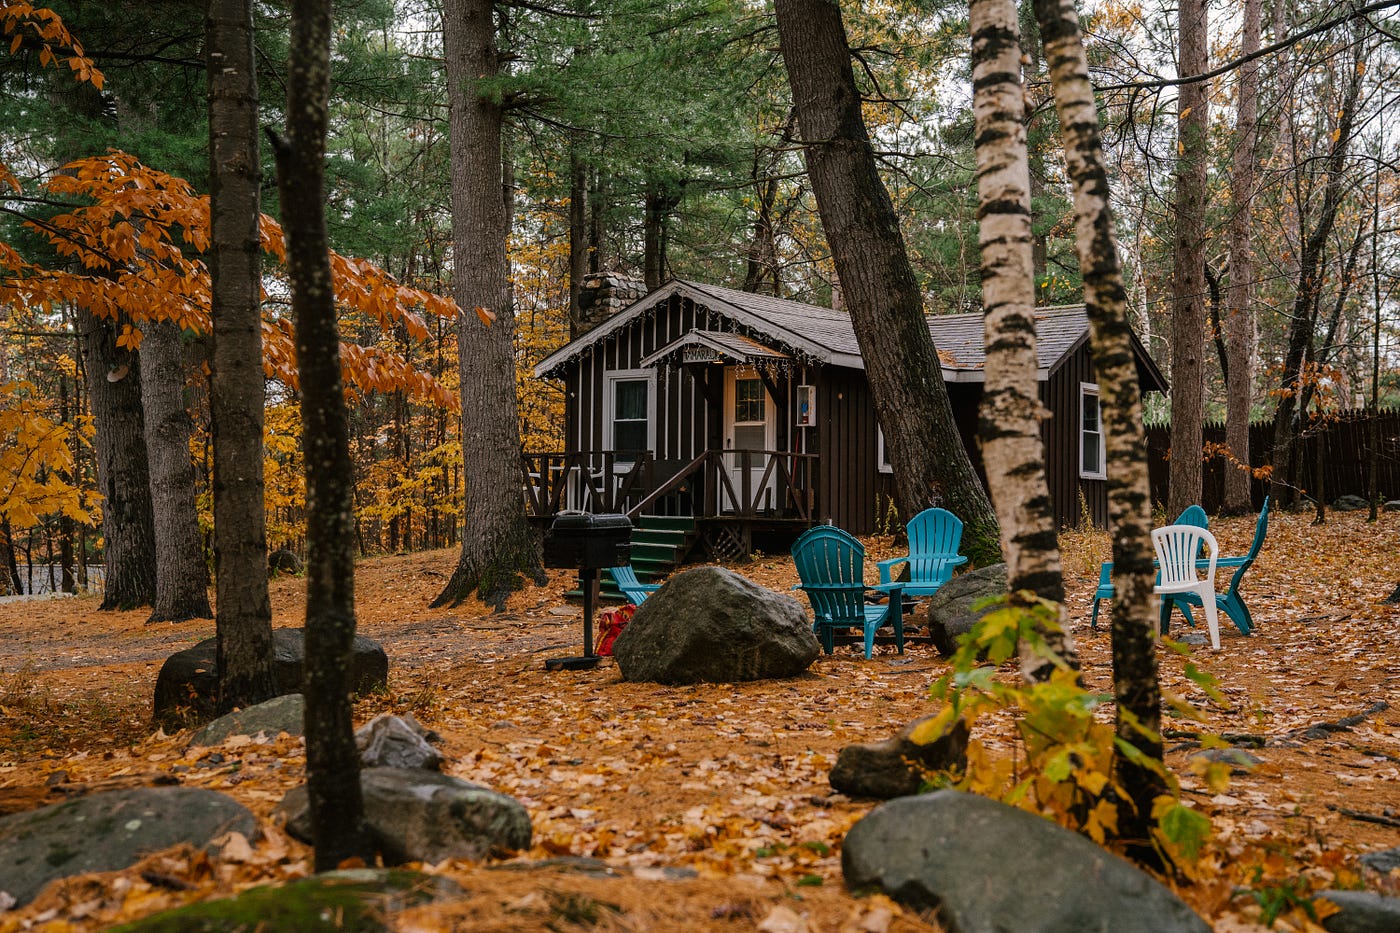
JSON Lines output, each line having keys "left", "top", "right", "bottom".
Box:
{"left": 926, "top": 564, "right": 1007, "bottom": 657}
{"left": 1359, "top": 846, "right": 1400, "bottom": 874}
{"left": 153, "top": 628, "right": 388, "bottom": 730}
{"left": 190, "top": 694, "right": 305, "bottom": 747}
{"left": 829, "top": 717, "right": 969, "bottom": 799}
{"left": 1189, "top": 747, "right": 1263, "bottom": 775}
{"left": 1383, "top": 500, "right": 1400, "bottom": 513}
{"left": 268, "top": 548, "right": 304, "bottom": 575}
{"left": 843, "top": 790, "right": 1210, "bottom": 933}
{"left": 0, "top": 787, "right": 258, "bottom": 908}
{"left": 1317, "top": 890, "right": 1400, "bottom": 933}
{"left": 108, "top": 868, "right": 460, "bottom": 932}
{"left": 356, "top": 714, "right": 443, "bottom": 770}
{"left": 1332, "top": 494, "right": 1371, "bottom": 512}
{"left": 276, "top": 767, "right": 530, "bottom": 865}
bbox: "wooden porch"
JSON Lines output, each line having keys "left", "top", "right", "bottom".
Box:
{"left": 521, "top": 448, "right": 819, "bottom": 560}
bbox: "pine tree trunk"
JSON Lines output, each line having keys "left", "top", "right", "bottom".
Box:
{"left": 436, "top": 0, "right": 545, "bottom": 609}
{"left": 568, "top": 141, "right": 587, "bottom": 337}
{"left": 1032, "top": 0, "right": 1163, "bottom": 852}
{"left": 272, "top": 0, "right": 374, "bottom": 871}
{"left": 1221, "top": 0, "right": 1261, "bottom": 516}
{"left": 773, "top": 0, "right": 1001, "bottom": 566}
{"left": 80, "top": 306, "right": 157, "bottom": 610}
{"left": 206, "top": 0, "right": 275, "bottom": 711}
{"left": 140, "top": 318, "right": 213, "bottom": 622}
{"left": 1167, "top": 0, "right": 1209, "bottom": 517}
{"left": 1269, "top": 60, "right": 1362, "bottom": 500}
{"left": 969, "top": 0, "right": 1076, "bottom": 678}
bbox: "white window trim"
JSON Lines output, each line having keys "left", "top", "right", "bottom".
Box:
{"left": 603, "top": 369, "right": 657, "bottom": 454}
{"left": 876, "top": 426, "right": 893, "bottom": 474}
{"left": 1079, "top": 382, "right": 1106, "bottom": 480}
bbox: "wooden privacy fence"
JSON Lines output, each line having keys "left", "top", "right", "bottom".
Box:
{"left": 1145, "top": 408, "right": 1400, "bottom": 512}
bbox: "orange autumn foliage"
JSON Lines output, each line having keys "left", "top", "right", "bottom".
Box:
{"left": 0, "top": 152, "right": 459, "bottom": 409}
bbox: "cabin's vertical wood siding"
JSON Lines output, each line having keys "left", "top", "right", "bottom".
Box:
{"left": 813, "top": 368, "right": 879, "bottom": 534}
{"left": 1042, "top": 341, "right": 1106, "bottom": 528}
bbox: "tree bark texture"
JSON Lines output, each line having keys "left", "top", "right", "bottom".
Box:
{"left": 1268, "top": 55, "right": 1361, "bottom": 504}
{"left": 1033, "top": 0, "right": 1164, "bottom": 850}
{"left": 568, "top": 141, "right": 587, "bottom": 337}
{"left": 80, "top": 306, "right": 157, "bottom": 610}
{"left": 1167, "top": 0, "right": 1209, "bottom": 517}
{"left": 139, "top": 318, "right": 213, "bottom": 622}
{"left": 206, "top": 0, "right": 275, "bottom": 711}
{"left": 969, "top": 0, "right": 1075, "bottom": 678}
{"left": 773, "top": 0, "right": 1001, "bottom": 566}
{"left": 1221, "top": 0, "right": 1261, "bottom": 515}
{"left": 437, "top": 0, "right": 545, "bottom": 609}
{"left": 272, "top": 0, "right": 374, "bottom": 871}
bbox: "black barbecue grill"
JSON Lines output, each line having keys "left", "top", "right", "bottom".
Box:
{"left": 541, "top": 512, "right": 633, "bottom": 670}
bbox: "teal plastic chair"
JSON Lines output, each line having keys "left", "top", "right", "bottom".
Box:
{"left": 792, "top": 525, "right": 904, "bottom": 659}
{"left": 607, "top": 565, "right": 660, "bottom": 605}
{"left": 1090, "top": 505, "right": 1208, "bottom": 631}
{"left": 1160, "top": 497, "right": 1269, "bottom": 636}
{"left": 876, "top": 507, "right": 968, "bottom": 597}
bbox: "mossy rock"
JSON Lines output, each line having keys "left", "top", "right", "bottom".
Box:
{"left": 109, "top": 869, "right": 461, "bottom": 933}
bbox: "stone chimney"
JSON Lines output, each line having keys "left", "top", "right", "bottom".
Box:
{"left": 578, "top": 272, "right": 646, "bottom": 332}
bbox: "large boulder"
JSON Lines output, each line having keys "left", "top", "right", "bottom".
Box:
{"left": 276, "top": 767, "right": 530, "bottom": 864}
{"left": 1333, "top": 494, "right": 1371, "bottom": 512}
{"left": 108, "top": 869, "right": 462, "bottom": 932}
{"left": 926, "top": 563, "right": 1007, "bottom": 657}
{"left": 153, "top": 628, "right": 388, "bottom": 730}
{"left": 612, "top": 566, "right": 819, "bottom": 684}
{"left": 829, "top": 717, "right": 970, "bottom": 799}
{"left": 842, "top": 790, "right": 1210, "bottom": 933}
{"left": 0, "top": 787, "right": 258, "bottom": 908}
{"left": 190, "top": 693, "right": 306, "bottom": 746}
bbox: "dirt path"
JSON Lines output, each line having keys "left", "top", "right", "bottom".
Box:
{"left": 1, "top": 512, "right": 1398, "bottom": 932}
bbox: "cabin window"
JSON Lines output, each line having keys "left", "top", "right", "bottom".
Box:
{"left": 605, "top": 371, "right": 654, "bottom": 459}
{"left": 1079, "top": 383, "right": 1106, "bottom": 479}
{"left": 876, "top": 426, "right": 893, "bottom": 474}
{"left": 734, "top": 377, "right": 766, "bottom": 424}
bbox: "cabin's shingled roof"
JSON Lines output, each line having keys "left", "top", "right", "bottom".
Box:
{"left": 534, "top": 279, "right": 1160, "bottom": 387}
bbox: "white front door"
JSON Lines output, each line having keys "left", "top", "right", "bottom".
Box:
{"left": 723, "top": 368, "right": 776, "bottom": 511}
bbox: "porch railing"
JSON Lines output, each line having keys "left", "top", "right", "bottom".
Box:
{"left": 521, "top": 449, "right": 818, "bottom": 522}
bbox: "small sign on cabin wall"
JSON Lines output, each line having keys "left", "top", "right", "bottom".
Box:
{"left": 683, "top": 345, "right": 721, "bottom": 364}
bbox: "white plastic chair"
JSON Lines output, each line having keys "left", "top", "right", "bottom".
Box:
{"left": 1152, "top": 524, "right": 1222, "bottom": 649}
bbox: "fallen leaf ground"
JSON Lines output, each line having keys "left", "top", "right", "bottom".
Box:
{"left": 0, "top": 510, "right": 1397, "bottom": 932}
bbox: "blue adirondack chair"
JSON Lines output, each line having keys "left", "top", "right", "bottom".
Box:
{"left": 1160, "top": 496, "right": 1270, "bottom": 636}
{"left": 607, "top": 565, "right": 661, "bottom": 605}
{"left": 876, "top": 507, "right": 968, "bottom": 597}
{"left": 1090, "top": 505, "right": 1207, "bottom": 631}
{"left": 792, "top": 525, "right": 904, "bottom": 659}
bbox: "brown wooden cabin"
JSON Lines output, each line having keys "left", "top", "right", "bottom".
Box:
{"left": 527, "top": 279, "right": 1166, "bottom": 562}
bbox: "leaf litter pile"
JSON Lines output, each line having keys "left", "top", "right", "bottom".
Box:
{"left": 0, "top": 510, "right": 1396, "bottom": 932}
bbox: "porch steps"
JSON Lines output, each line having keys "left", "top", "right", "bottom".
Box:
{"left": 566, "top": 515, "right": 697, "bottom": 603}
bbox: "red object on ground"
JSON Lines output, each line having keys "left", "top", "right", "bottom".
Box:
{"left": 595, "top": 603, "right": 636, "bottom": 656}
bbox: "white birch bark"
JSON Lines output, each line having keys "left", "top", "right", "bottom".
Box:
{"left": 970, "top": 0, "right": 1076, "bottom": 678}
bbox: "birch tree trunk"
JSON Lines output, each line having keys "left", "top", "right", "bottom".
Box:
{"left": 139, "top": 318, "right": 212, "bottom": 622}
{"left": 206, "top": 0, "right": 275, "bottom": 712}
{"left": 271, "top": 0, "right": 374, "bottom": 870}
{"left": 1167, "top": 0, "right": 1209, "bottom": 517}
{"left": 1032, "top": 0, "right": 1164, "bottom": 852}
{"left": 773, "top": 0, "right": 1001, "bottom": 566}
{"left": 436, "top": 0, "right": 546, "bottom": 608}
{"left": 1222, "top": 0, "right": 1261, "bottom": 515}
{"left": 969, "top": 0, "right": 1076, "bottom": 678}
